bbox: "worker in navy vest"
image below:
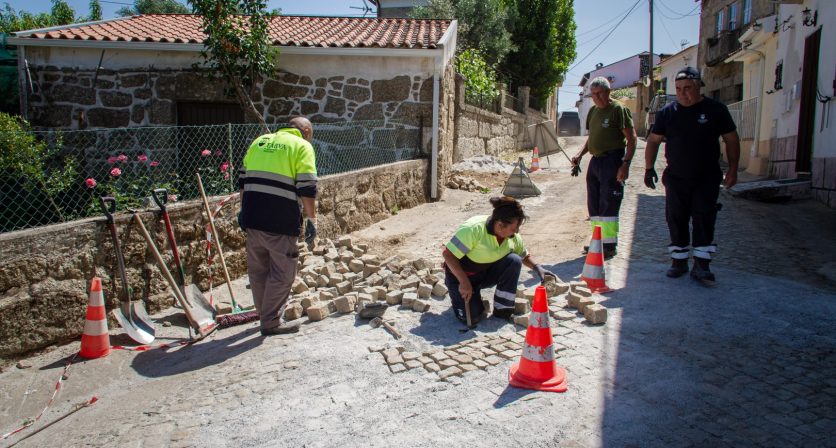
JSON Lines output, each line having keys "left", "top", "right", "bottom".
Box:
{"left": 238, "top": 116, "right": 318, "bottom": 335}
{"left": 644, "top": 67, "right": 740, "bottom": 286}
{"left": 443, "top": 196, "right": 550, "bottom": 325}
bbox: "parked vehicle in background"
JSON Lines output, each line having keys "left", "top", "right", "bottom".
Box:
{"left": 558, "top": 111, "right": 580, "bottom": 136}
{"left": 645, "top": 94, "right": 677, "bottom": 137}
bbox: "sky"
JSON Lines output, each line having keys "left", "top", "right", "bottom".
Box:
{"left": 10, "top": 0, "right": 700, "bottom": 111}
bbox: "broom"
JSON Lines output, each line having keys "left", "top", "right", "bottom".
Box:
{"left": 196, "top": 173, "right": 259, "bottom": 329}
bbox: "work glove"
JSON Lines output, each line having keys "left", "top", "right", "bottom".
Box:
{"left": 533, "top": 264, "right": 549, "bottom": 283}
{"left": 571, "top": 164, "right": 581, "bottom": 177}
{"left": 304, "top": 218, "right": 317, "bottom": 249}
{"left": 644, "top": 168, "right": 658, "bottom": 189}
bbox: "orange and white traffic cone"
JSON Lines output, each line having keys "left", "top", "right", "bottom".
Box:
{"left": 530, "top": 147, "right": 540, "bottom": 172}
{"left": 508, "top": 285, "right": 568, "bottom": 392}
{"left": 581, "top": 225, "right": 613, "bottom": 293}
{"left": 79, "top": 277, "right": 111, "bottom": 359}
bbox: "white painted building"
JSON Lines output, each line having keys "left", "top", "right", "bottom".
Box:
{"left": 656, "top": 45, "right": 698, "bottom": 95}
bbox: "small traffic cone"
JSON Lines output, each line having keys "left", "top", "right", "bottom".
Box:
{"left": 79, "top": 277, "right": 111, "bottom": 359}
{"left": 581, "top": 225, "right": 613, "bottom": 293}
{"left": 509, "top": 285, "right": 568, "bottom": 392}
{"left": 530, "top": 147, "right": 540, "bottom": 172}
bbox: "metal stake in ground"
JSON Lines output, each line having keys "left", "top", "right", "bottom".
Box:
{"left": 196, "top": 173, "right": 237, "bottom": 309}
{"left": 98, "top": 197, "right": 155, "bottom": 344}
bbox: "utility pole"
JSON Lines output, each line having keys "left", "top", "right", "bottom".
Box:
{"left": 649, "top": 0, "right": 654, "bottom": 106}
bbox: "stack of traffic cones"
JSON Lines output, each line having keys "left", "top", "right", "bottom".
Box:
{"left": 79, "top": 277, "right": 111, "bottom": 359}
{"left": 581, "top": 225, "right": 613, "bottom": 293}
{"left": 508, "top": 285, "right": 568, "bottom": 392}
{"left": 530, "top": 147, "right": 540, "bottom": 172}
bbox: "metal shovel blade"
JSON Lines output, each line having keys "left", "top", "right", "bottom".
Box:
{"left": 112, "top": 303, "right": 155, "bottom": 345}
{"left": 184, "top": 284, "right": 217, "bottom": 330}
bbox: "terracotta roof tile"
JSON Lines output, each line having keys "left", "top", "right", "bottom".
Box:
{"left": 19, "top": 14, "right": 451, "bottom": 49}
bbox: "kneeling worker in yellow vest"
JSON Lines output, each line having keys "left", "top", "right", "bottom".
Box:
{"left": 442, "top": 196, "right": 549, "bottom": 326}
{"left": 238, "top": 116, "right": 318, "bottom": 336}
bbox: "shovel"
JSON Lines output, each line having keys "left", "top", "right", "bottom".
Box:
{"left": 132, "top": 212, "right": 217, "bottom": 339}
{"left": 151, "top": 188, "right": 216, "bottom": 321}
{"left": 99, "top": 197, "right": 156, "bottom": 344}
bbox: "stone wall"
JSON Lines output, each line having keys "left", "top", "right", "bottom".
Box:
{"left": 811, "top": 157, "right": 836, "bottom": 209}
{"left": 0, "top": 159, "right": 428, "bottom": 358}
{"left": 451, "top": 75, "right": 537, "bottom": 164}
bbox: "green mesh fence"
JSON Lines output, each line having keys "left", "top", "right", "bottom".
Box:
{"left": 0, "top": 120, "right": 422, "bottom": 233}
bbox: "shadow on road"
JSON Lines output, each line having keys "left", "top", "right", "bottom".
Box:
{"left": 130, "top": 327, "right": 264, "bottom": 378}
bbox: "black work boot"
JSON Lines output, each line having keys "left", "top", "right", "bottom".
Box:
{"left": 603, "top": 244, "right": 617, "bottom": 260}
{"left": 690, "top": 258, "right": 716, "bottom": 286}
{"left": 666, "top": 259, "right": 689, "bottom": 278}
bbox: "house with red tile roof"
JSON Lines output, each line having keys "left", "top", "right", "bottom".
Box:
{"left": 8, "top": 14, "right": 456, "bottom": 130}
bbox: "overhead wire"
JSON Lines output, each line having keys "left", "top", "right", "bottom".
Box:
{"left": 575, "top": 2, "right": 640, "bottom": 38}
{"left": 656, "top": 0, "right": 701, "bottom": 20}
{"left": 568, "top": 0, "right": 644, "bottom": 73}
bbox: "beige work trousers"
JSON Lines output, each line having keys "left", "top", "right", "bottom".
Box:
{"left": 246, "top": 229, "right": 299, "bottom": 330}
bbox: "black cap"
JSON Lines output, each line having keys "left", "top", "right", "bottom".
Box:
{"left": 675, "top": 66, "right": 705, "bottom": 86}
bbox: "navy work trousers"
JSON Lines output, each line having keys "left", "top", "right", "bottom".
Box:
{"left": 662, "top": 169, "right": 722, "bottom": 260}
{"left": 445, "top": 253, "right": 522, "bottom": 323}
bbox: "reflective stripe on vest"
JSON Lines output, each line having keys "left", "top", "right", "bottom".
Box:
{"left": 244, "top": 183, "right": 297, "bottom": 201}
{"left": 590, "top": 216, "right": 619, "bottom": 244}
{"left": 522, "top": 343, "right": 555, "bottom": 362}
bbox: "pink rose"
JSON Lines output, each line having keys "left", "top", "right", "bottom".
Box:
{"left": 219, "top": 161, "right": 229, "bottom": 173}
{"left": 110, "top": 167, "right": 122, "bottom": 177}
{"left": 149, "top": 161, "right": 159, "bottom": 167}
{"left": 137, "top": 155, "right": 148, "bottom": 162}
{"left": 85, "top": 178, "right": 97, "bottom": 188}
{"left": 201, "top": 149, "right": 211, "bottom": 157}
{"left": 214, "top": 150, "right": 222, "bottom": 157}
{"left": 168, "top": 194, "right": 178, "bottom": 202}
{"left": 117, "top": 154, "right": 128, "bottom": 163}
{"left": 107, "top": 156, "right": 118, "bottom": 164}
{"left": 224, "top": 172, "right": 230, "bottom": 180}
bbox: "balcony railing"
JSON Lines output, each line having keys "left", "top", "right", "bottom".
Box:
{"left": 705, "top": 28, "right": 744, "bottom": 66}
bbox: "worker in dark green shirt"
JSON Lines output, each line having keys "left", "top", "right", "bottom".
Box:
{"left": 571, "top": 76, "right": 637, "bottom": 259}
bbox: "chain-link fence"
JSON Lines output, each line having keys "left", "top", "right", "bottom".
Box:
{"left": 1, "top": 120, "right": 422, "bottom": 233}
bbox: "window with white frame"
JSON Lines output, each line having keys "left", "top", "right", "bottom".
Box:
{"left": 743, "top": 0, "right": 752, "bottom": 24}
{"left": 729, "top": 2, "right": 738, "bottom": 30}
{"left": 716, "top": 9, "right": 725, "bottom": 35}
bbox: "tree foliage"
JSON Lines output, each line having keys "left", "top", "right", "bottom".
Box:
{"left": 88, "top": 0, "right": 102, "bottom": 21}
{"left": 502, "top": 0, "right": 576, "bottom": 100}
{"left": 118, "top": 0, "right": 190, "bottom": 16}
{"left": 412, "top": 0, "right": 513, "bottom": 68}
{"left": 188, "top": 0, "right": 277, "bottom": 132}
{"left": 456, "top": 49, "right": 500, "bottom": 101}
{"left": 0, "top": 0, "right": 77, "bottom": 33}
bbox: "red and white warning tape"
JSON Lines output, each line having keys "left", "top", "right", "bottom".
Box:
{"left": 111, "top": 340, "right": 192, "bottom": 352}
{"left": 205, "top": 192, "right": 239, "bottom": 307}
{"left": 1, "top": 355, "right": 77, "bottom": 440}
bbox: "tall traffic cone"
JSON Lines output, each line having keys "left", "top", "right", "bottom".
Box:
{"left": 509, "top": 286, "right": 568, "bottom": 392}
{"left": 79, "top": 277, "right": 111, "bottom": 359}
{"left": 530, "top": 147, "right": 540, "bottom": 172}
{"left": 581, "top": 225, "right": 613, "bottom": 293}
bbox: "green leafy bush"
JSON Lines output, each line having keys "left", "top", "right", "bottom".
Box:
{"left": 456, "top": 49, "right": 500, "bottom": 102}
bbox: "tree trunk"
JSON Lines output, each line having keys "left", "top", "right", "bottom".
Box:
{"left": 225, "top": 69, "right": 269, "bottom": 135}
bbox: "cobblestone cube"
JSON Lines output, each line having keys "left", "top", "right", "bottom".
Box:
{"left": 417, "top": 283, "right": 433, "bottom": 298}
{"left": 352, "top": 248, "right": 365, "bottom": 258}
{"left": 451, "top": 354, "right": 473, "bottom": 364}
{"left": 389, "top": 363, "right": 407, "bottom": 373}
{"left": 382, "top": 348, "right": 403, "bottom": 364}
{"left": 498, "top": 350, "right": 518, "bottom": 360}
{"left": 373, "top": 286, "right": 387, "bottom": 299}
{"left": 424, "top": 363, "right": 441, "bottom": 373}
{"left": 292, "top": 278, "right": 309, "bottom": 294}
{"left": 402, "top": 292, "right": 418, "bottom": 307}
{"left": 431, "top": 282, "right": 448, "bottom": 297}
{"left": 417, "top": 356, "right": 433, "bottom": 364}
{"left": 438, "top": 358, "right": 458, "bottom": 368}
{"left": 328, "top": 273, "right": 344, "bottom": 287}
{"left": 513, "top": 313, "right": 530, "bottom": 328}
{"left": 552, "top": 282, "right": 570, "bottom": 295}
{"left": 402, "top": 351, "right": 421, "bottom": 361}
{"left": 524, "top": 287, "right": 536, "bottom": 302}
{"left": 284, "top": 303, "right": 304, "bottom": 321}
{"left": 349, "top": 259, "right": 365, "bottom": 273}
{"left": 368, "top": 345, "right": 385, "bottom": 353}
{"left": 385, "top": 290, "right": 404, "bottom": 305}
{"left": 553, "top": 310, "right": 577, "bottom": 320}
{"left": 334, "top": 296, "right": 356, "bottom": 314}
{"left": 578, "top": 297, "right": 595, "bottom": 313}
{"left": 438, "top": 366, "right": 462, "bottom": 380}
{"left": 360, "top": 254, "right": 379, "bottom": 264}
{"left": 300, "top": 296, "right": 319, "bottom": 313}
{"left": 412, "top": 299, "right": 431, "bottom": 312}
{"left": 307, "top": 303, "right": 330, "bottom": 321}
{"left": 344, "top": 272, "right": 360, "bottom": 284}
{"left": 473, "top": 359, "right": 489, "bottom": 369}
{"left": 429, "top": 351, "right": 449, "bottom": 362}
{"left": 336, "top": 281, "right": 352, "bottom": 294}
{"left": 319, "top": 290, "right": 335, "bottom": 301}
{"left": 336, "top": 236, "right": 353, "bottom": 248}
{"left": 514, "top": 298, "right": 530, "bottom": 315}
{"left": 459, "top": 364, "right": 478, "bottom": 373}
{"left": 572, "top": 284, "right": 592, "bottom": 297}
{"left": 484, "top": 355, "right": 503, "bottom": 366}
{"left": 583, "top": 303, "right": 607, "bottom": 324}
{"left": 566, "top": 291, "right": 581, "bottom": 309}
{"left": 405, "top": 360, "right": 423, "bottom": 370}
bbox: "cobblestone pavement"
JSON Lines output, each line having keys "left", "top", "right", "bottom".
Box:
{"left": 1, "top": 140, "right": 835, "bottom": 447}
